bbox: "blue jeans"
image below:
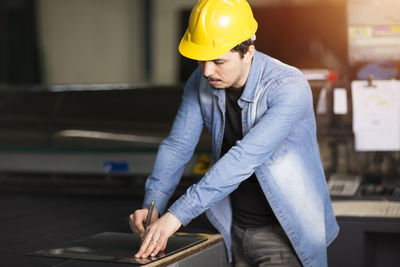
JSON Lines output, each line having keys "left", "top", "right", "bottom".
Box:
{"left": 231, "top": 223, "right": 302, "bottom": 267}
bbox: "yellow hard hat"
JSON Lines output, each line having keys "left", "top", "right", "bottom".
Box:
{"left": 179, "top": 0, "right": 258, "bottom": 61}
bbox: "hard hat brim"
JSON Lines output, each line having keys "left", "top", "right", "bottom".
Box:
{"left": 178, "top": 31, "right": 235, "bottom": 61}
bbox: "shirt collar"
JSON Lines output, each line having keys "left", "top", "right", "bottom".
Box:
{"left": 240, "top": 50, "right": 264, "bottom": 103}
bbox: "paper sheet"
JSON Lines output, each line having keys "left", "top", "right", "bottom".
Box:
{"left": 333, "top": 88, "right": 348, "bottom": 115}
{"left": 351, "top": 80, "right": 400, "bottom": 151}
{"left": 316, "top": 87, "right": 328, "bottom": 114}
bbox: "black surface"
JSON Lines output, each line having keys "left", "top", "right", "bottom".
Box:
{"left": 29, "top": 232, "right": 207, "bottom": 265}
{"left": 328, "top": 217, "right": 400, "bottom": 267}
{"left": 0, "top": 0, "right": 42, "bottom": 84}
{"left": 0, "top": 191, "right": 216, "bottom": 267}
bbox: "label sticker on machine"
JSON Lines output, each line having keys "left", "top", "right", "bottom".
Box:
{"left": 103, "top": 161, "right": 129, "bottom": 174}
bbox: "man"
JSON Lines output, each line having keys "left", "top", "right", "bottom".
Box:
{"left": 129, "top": 0, "right": 339, "bottom": 266}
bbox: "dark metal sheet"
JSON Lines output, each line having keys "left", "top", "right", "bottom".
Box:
{"left": 28, "top": 232, "right": 207, "bottom": 265}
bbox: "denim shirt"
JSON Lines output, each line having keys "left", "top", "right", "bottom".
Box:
{"left": 143, "top": 51, "right": 339, "bottom": 267}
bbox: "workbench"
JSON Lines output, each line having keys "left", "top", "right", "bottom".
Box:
{"left": 136, "top": 234, "right": 229, "bottom": 267}
{"left": 1, "top": 192, "right": 228, "bottom": 267}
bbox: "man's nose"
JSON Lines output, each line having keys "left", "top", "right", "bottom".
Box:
{"left": 202, "top": 61, "right": 215, "bottom": 77}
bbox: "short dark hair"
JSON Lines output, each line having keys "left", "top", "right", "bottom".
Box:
{"left": 232, "top": 38, "right": 254, "bottom": 58}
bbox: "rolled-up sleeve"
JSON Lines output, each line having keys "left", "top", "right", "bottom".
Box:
{"left": 143, "top": 68, "right": 205, "bottom": 214}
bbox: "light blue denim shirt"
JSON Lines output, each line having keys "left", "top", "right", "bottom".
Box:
{"left": 143, "top": 50, "right": 339, "bottom": 267}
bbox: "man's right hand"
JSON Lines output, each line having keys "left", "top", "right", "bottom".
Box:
{"left": 129, "top": 208, "right": 159, "bottom": 238}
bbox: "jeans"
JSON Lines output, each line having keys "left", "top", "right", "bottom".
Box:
{"left": 231, "top": 223, "right": 302, "bottom": 267}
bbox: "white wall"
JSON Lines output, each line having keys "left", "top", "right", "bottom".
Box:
{"left": 37, "top": 0, "right": 144, "bottom": 85}
{"left": 151, "top": 0, "right": 197, "bottom": 84}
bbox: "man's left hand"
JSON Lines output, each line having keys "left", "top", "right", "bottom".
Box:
{"left": 134, "top": 211, "right": 182, "bottom": 258}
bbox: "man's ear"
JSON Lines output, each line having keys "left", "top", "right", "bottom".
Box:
{"left": 243, "top": 45, "right": 255, "bottom": 64}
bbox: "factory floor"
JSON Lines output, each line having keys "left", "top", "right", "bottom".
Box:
{"left": 0, "top": 189, "right": 216, "bottom": 267}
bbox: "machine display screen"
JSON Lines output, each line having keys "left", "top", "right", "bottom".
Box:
{"left": 348, "top": 0, "right": 400, "bottom": 64}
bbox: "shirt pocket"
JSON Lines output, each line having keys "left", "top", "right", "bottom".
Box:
{"left": 200, "top": 102, "right": 213, "bottom": 133}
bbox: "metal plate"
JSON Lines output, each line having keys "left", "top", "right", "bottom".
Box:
{"left": 28, "top": 232, "right": 207, "bottom": 265}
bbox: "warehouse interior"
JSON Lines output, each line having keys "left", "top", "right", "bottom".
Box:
{"left": 1, "top": 0, "right": 400, "bottom": 266}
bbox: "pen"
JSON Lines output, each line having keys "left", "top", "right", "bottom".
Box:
{"left": 145, "top": 200, "right": 155, "bottom": 229}
{"left": 137, "top": 200, "right": 155, "bottom": 252}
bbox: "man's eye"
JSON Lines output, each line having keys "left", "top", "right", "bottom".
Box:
{"left": 214, "top": 61, "right": 224, "bottom": 65}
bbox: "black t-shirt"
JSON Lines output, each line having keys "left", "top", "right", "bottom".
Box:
{"left": 221, "top": 88, "right": 278, "bottom": 228}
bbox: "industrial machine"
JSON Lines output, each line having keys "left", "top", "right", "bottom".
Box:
{"left": 0, "top": 84, "right": 212, "bottom": 197}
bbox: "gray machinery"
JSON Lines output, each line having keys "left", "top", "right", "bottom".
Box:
{"left": 0, "top": 84, "right": 212, "bottom": 196}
